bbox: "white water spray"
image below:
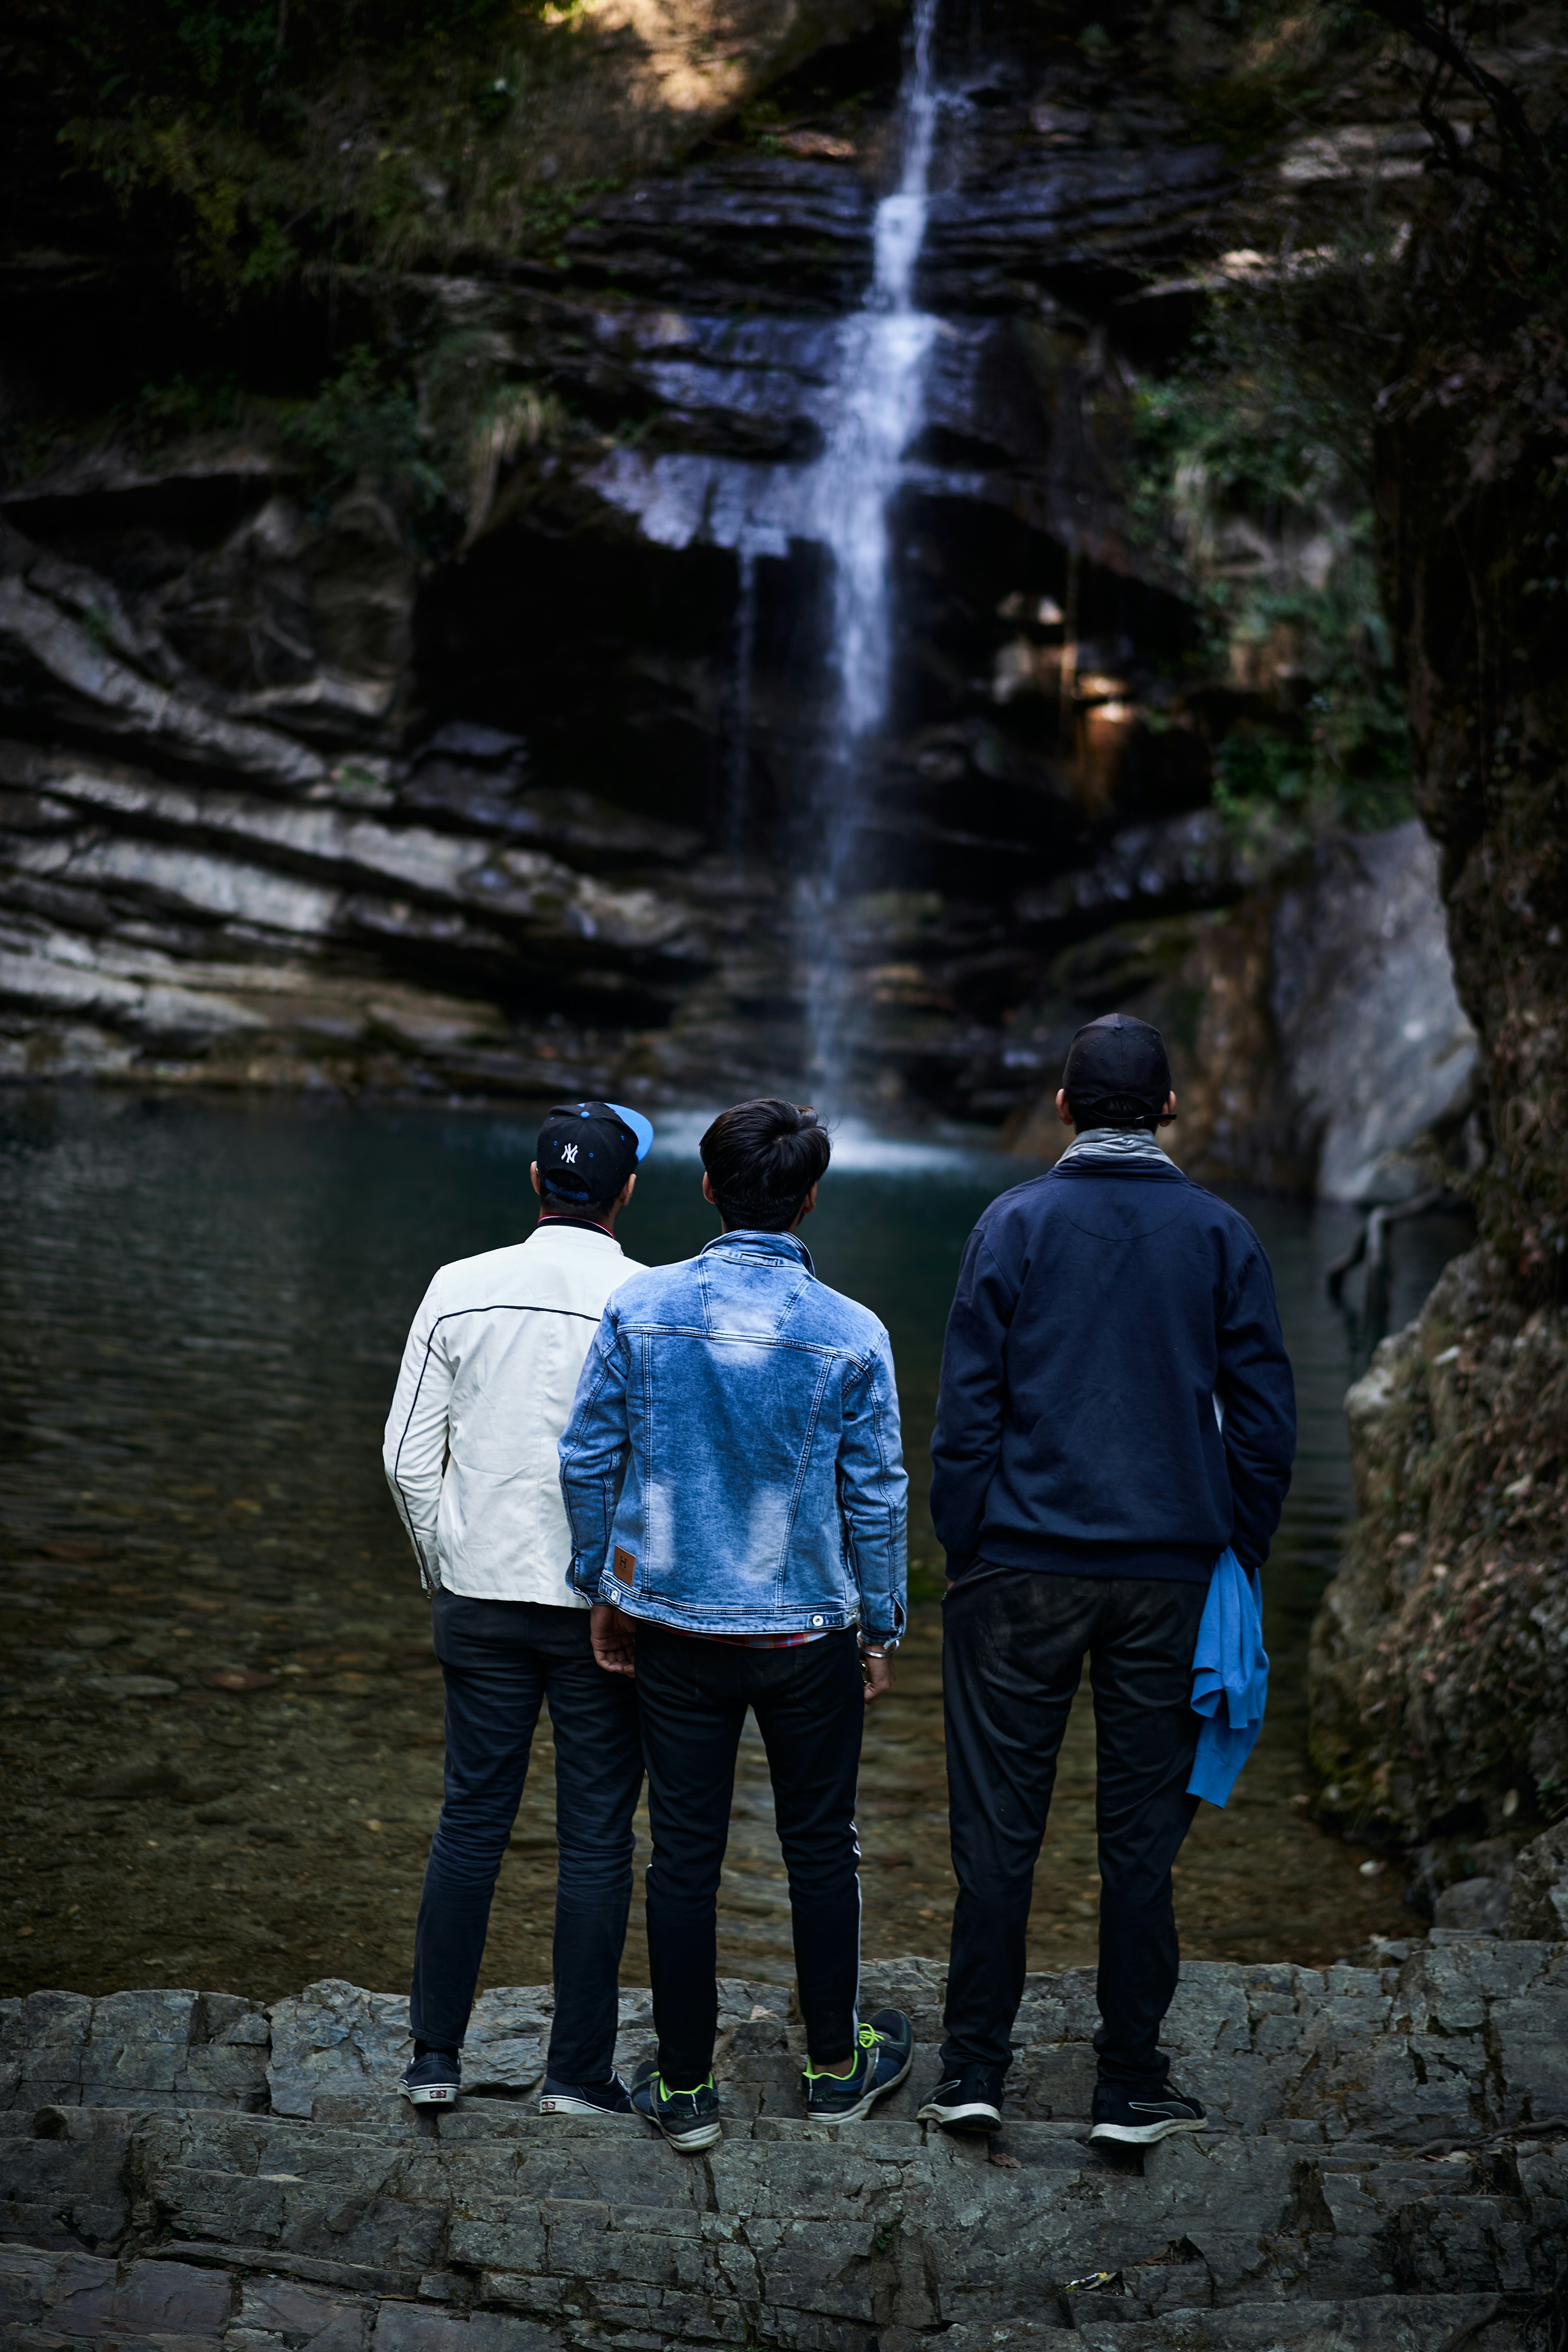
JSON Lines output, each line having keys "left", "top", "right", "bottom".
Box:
{"left": 799, "top": 0, "right": 942, "bottom": 1099}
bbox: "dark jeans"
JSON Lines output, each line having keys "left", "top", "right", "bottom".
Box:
{"left": 634, "top": 1622, "right": 865, "bottom": 2087}
{"left": 940, "top": 1566, "right": 1207, "bottom": 2095}
{"left": 410, "top": 1590, "right": 642, "bottom": 2084}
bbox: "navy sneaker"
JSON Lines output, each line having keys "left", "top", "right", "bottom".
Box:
{"left": 1089, "top": 2083, "right": 1208, "bottom": 2146}
{"left": 630, "top": 2058, "right": 722, "bottom": 2151}
{"left": 802, "top": 2008, "right": 914, "bottom": 2123}
{"left": 538, "top": 2072, "right": 633, "bottom": 2118}
{"left": 401, "top": 2049, "right": 460, "bottom": 2106}
{"left": 917, "top": 2063, "right": 1003, "bottom": 2134}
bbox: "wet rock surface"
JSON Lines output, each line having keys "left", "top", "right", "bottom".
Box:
{"left": 2, "top": 1944, "right": 1565, "bottom": 2349}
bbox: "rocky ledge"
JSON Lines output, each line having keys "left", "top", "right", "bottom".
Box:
{"left": 4, "top": 1940, "right": 1566, "bottom": 2350}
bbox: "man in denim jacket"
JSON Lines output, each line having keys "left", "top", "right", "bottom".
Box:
{"left": 559, "top": 1099, "right": 913, "bottom": 2149}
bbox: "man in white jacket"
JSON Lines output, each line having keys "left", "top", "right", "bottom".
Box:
{"left": 383, "top": 1100, "right": 652, "bottom": 2112}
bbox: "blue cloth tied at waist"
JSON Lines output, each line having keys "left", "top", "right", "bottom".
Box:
{"left": 1188, "top": 1546, "right": 1268, "bottom": 1807}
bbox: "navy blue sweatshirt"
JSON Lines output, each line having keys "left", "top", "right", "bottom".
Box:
{"left": 930, "top": 1160, "right": 1296, "bottom": 1582}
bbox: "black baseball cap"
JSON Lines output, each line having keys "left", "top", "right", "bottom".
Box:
{"left": 536, "top": 1100, "right": 654, "bottom": 1205}
{"left": 1061, "top": 1013, "right": 1173, "bottom": 1121}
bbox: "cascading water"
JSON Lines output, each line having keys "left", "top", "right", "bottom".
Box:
{"left": 797, "top": 0, "right": 942, "bottom": 1101}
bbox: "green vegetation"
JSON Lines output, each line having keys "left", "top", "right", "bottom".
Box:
{"left": 1130, "top": 262, "right": 1413, "bottom": 837}
{"left": 1136, "top": 0, "right": 1564, "bottom": 843}
{"left": 31, "top": 0, "right": 618, "bottom": 299}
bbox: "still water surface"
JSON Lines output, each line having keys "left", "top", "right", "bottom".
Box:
{"left": 0, "top": 1092, "right": 1470, "bottom": 2001}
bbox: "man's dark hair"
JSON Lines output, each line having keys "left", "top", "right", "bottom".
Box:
{"left": 701, "top": 1099, "right": 831, "bottom": 1231}
{"left": 543, "top": 1187, "right": 621, "bottom": 1219}
{"left": 1074, "top": 1094, "right": 1161, "bottom": 1134}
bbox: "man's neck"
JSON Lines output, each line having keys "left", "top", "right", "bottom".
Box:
{"left": 538, "top": 1209, "right": 618, "bottom": 1239}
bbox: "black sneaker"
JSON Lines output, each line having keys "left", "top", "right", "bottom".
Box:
{"left": 917, "top": 2063, "right": 1003, "bottom": 2134}
{"left": 538, "top": 2072, "right": 633, "bottom": 2118}
{"left": 401, "top": 2049, "right": 460, "bottom": 2106}
{"left": 802, "top": 2009, "right": 914, "bottom": 2123}
{"left": 630, "top": 2058, "right": 722, "bottom": 2151}
{"left": 1088, "top": 2083, "right": 1208, "bottom": 2146}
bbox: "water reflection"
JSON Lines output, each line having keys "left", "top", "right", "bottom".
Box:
{"left": 0, "top": 1092, "right": 1470, "bottom": 2000}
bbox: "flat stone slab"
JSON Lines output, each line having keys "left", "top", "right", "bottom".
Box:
{"left": 1, "top": 1943, "right": 1563, "bottom": 2349}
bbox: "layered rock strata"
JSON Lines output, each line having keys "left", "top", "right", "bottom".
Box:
{"left": 0, "top": 24, "right": 1476, "bottom": 1183}
{"left": 3, "top": 1945, "right": 1566, "bottom": 2350}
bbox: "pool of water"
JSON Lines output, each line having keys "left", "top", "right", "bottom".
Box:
{"left": 0, "top": 1090, "right": 1472, "bottom": 2002}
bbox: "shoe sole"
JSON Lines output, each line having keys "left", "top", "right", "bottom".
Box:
{"left": 538, "top": 2093, "right": 630, "bottom": 2118}
{"left": 650, "top": 2116, "right": 722, "bottom": 2151}
{"left": 808, "top": 2045, "right": 915, "bottom": 2125}
{"left": 1089, "top": 2115, "right": 1208, "bottom": 2145}
{"left": 632, "top": 2096, "right": 722, "bottom": 2151}
{"left": 916, "top": 2097, "right": 1001, "bottom": 2133}
{"left": 401, "top": 2084, "right": 458, "bottom": 2105}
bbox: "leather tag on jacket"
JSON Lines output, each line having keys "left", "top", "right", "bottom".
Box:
{"left": 613, "top": 1546, "right": 636, "bottom": 1584}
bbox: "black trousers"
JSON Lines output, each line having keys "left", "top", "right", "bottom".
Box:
{"left": 633, "top": 1622, "right": 866, "bottom": 2087}
{"left": 409, "top": 1591, "right": 643, "bottom": 2084}
{"left": 940, "top": 1565, "right": 1207, "bottom": 2094}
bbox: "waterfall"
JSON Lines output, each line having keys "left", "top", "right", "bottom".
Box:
{"left": 726, "top": 541, "right": 759, "bottom": 860}
{"left": 798, "top": 0, "right": 941, "bottom": 1102}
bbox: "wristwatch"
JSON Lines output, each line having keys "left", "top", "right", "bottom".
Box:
{"left": 858, "top": 1632, "right": 900, "bottom": 1655}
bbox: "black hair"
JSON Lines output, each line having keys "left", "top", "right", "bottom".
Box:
{"left": 700, "top": 1098, "right": 831, "bottom": 1231}
{"left": 540, "top": 1181, "right": 621, "bottom": 1218}
{"left": 1071, "top": 1093, "right": 1162, "bottom": 1133}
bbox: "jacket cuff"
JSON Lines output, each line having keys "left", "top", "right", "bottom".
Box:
{"left": 566, "top": 1553, "right": 602, "bottom": 1601}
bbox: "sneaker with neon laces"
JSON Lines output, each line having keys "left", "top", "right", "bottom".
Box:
{"left": 630, "top": 2058, "right": 723, "bottom": 2150}
{"left": 1088, "top": 2082, "right": 1208, "bottom": 2146}
{"left": 401, "top": 2049, "right": 460, "bottom": 2105}
{"left": 538, "top": 2072, "right": 633, "bottom": 2118}
{"left": 801, "top": 2009, "right": 914, "bottom": 2123}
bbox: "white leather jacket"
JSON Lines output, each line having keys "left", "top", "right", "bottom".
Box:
{"left": 383, "top": 1218, "right": 645, "bottom": 1605}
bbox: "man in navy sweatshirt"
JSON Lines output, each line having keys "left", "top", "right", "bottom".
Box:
{"left": 918, "top": 1013, "right": 1296, "bottom": 2148}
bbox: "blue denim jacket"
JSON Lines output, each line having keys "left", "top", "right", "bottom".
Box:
{"left": 559, "top": 1230, "right": 907, "bottom": 1641}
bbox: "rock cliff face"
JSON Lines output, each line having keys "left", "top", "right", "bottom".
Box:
{"left": 1005, "top": 818, "right": 1476, "bottom": 1199}
{"left": 1309, "top": 1247, "right": 1568, "bottom": 1844}
{"left": 0, "top": 4, "right": 1474, "bottom": 1185}
{"left": 1305, "top": 17, "right": 1567, "bottom": 1828}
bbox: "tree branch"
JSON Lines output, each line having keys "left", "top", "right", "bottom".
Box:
{"left": 1357, "top": 0, "right": 1550, "bottom": 194}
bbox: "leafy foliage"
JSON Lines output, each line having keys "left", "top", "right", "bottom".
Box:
{"left": 30, "top": 0, "right": 617, "bottom": 298}
{"left": 1130, "top": 268, "right": 1413, "bottom": 835}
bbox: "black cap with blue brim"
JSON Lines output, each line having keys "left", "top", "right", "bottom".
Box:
{"left": 536, "top": 1100, "right": 654, "bottom": 1205}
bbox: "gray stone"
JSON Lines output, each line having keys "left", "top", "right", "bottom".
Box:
{"left": 0, "top": 573, "right": 325, "bottom": 788}
{"left": 1506, "top": 1824, "right": 1568, "bottom": 1940}
{"left": 237, "top": 2274, "right": 372, "bottom": 2346}
{"left": 0, "top": 1950, "right": 1564, "bottom": 2350}
{"left": 267, "top": 1983, "right": 412, "bottom": 2118}
{"left": 1272, "top": 823, "right": 1477, "bottom": 1203}
{"left": 0, "top": 1987, "right": 268, "bottom": 2116}
{"left": 1432, "top": 1877, "right": 1510, "bottom": 1931}
{"left": 0, "top": 2106, "right": 131, "bottom": 2249}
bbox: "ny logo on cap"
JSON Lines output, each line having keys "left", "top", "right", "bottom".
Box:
{"left": 561, "top": 1143, "right": 579, "bottom": 1164}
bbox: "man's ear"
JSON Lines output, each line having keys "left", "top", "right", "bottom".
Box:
{"left": 702, "top": 1172, "right": 717, "bottom": 1207}
{"left": 616, "top": 1171, "right": 637, "bottom": 1210}
{"left": 531, "top": 1161, "right": 543, "bottom": 1196}
{"left": 1055, "top": 1089, "right": 1074, "bottom": 1129}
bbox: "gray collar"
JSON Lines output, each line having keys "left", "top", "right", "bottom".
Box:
{"left": 1058, "top": 1128, "right": 1171, "bottom": 1168}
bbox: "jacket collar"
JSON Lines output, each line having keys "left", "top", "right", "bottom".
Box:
{"left": 527, "top": 1218, "right": 624, "bottom": 1254}
{"left": 700, "top": 1228, "right": 815, "bottom": 1277}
